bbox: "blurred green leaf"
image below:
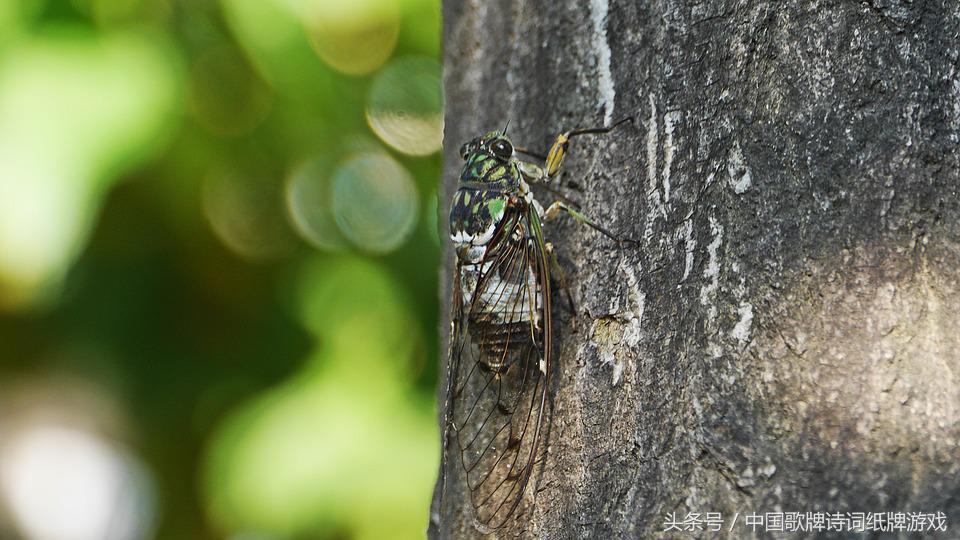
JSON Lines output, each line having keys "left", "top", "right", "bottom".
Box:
{"left": 0, "top": 0, "right": 46, "bottom": 46}
{"left": 0, "top": 26, "right": 182, "bottom": 306}
{"left": 398, "top": 0, "right": 440, "bottom": 57}
{"left": 206, "top": 258, "right": 436, "bottom": 539}
{"left": 0, "top": 2, "right": 443, "bottom": 539}
{"left": 220, "top": 0, "right": 339, "bottom": 101}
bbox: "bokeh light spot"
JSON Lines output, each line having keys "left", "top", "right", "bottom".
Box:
{"left": 303, "top": 0, "right": 400, "bottom": 76}
{"left": 285, "top": 156, "right": 345, "bottom": 252}
{"left": 366, "top": 56, "right": 443, "bottom": 156}
{"left": 203, "top": 166, "right": 294, "bottom": 260}
{"left": 0, "top": 426, "right": 155, "bottom": 540}
{"left": 331, "top": 152, "right": 418, "bottom": 253}
{"left": 0, "top": 380, "right": 156, "bottom": 540}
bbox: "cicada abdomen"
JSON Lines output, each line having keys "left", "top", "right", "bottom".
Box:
{"left": 460, "top": 232, "right": 544, "bottom": 364}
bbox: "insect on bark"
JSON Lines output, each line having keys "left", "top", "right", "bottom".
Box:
{"left": 441, "top": 117, "right": 632, "bottom": 532}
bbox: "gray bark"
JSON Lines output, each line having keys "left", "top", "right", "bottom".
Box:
{"left": 432, "top": 0, "right": 960, "bottom": 538}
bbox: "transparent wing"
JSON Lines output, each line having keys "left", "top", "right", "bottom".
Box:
{"left": 445, "top": 204, "right": 552, "bottom": 531}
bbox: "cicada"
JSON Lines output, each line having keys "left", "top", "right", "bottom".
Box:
{"left": 441, "top": 118, "right": 631, "bottom": 531}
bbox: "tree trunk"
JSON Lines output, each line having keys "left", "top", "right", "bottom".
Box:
{"left": 432, "top": 0, "right": 960, "bottom": 537}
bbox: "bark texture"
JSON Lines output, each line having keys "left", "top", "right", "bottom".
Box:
{"left": 433, "top": 0, "right": 960, "bottom": 537}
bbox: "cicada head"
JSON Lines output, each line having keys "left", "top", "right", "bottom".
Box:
{"left": 456, "top": 130, "right": 520, "bottom": 187}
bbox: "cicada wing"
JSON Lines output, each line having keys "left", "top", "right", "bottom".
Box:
{"left": 445, "top": 206, "right": 552, "bottom": 531}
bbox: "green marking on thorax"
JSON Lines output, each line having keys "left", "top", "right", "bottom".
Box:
{"left": 486, "top": 198, "right": 505, "bottom": 218}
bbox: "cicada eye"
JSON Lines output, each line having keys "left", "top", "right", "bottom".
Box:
{"left": 490, "top": 139, "right": 513, "bottom": 160}
{"left": 459, "top": 143, "right": 470, "bottom": 159}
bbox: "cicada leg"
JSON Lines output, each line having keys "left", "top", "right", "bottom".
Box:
{"left": 544, "top": 242, "right": 575, "bottom": 319}
{"left": 519, "top": 116, "right": 638, "bottom": 245}
{"left": 517, "top": 116, "right": 632, "bottom": 188}
{"left": 544, "top": 116, "right": 633, "bottom": 177}
{"left": 544, "top": 201, "right": 636, "bottom": 246}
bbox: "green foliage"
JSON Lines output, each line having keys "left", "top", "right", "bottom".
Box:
{"left": 0, "top": 0, "right": 442, "bottom": 538}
